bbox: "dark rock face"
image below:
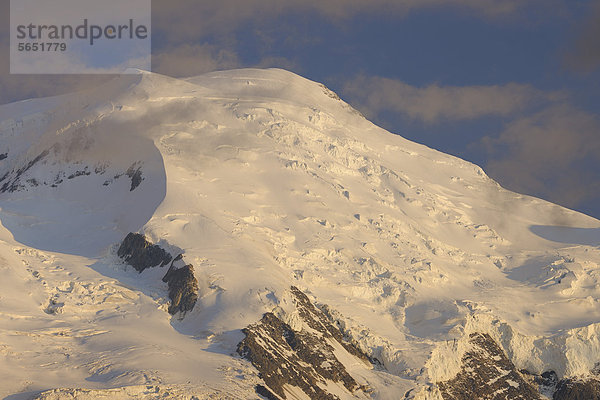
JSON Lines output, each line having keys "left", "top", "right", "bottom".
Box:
{"left": 0, "top": 149, "right": 144, "bottom": 193}
{"left": 289, "top": 287, "right": 371, "bottom": 363}
{"left": 67, "top": 167, "right": 91, "bottom": 179}
{"left": 117, "top": 232, "right": 172, "bottom": 273}
{"left": 237, "top": 286, "right": 371, "bottom": 400}
{"left": 521, "top": 369, "right": 559, "bottom": 397}
{"left": 162, "top": 256, "right": 199, "bottom": 315}
{"left": 522, "top": 367, "right": 600, "bottom": 399}
{"left": 125, "top": 162, "right": 144, "bottom": 191}
{"left": 438, "top": 332, "right": 541, "bottom": 400}
{"left": 541, "top": 371, "right": 559, "bottom": 393}
{"left": 554, "top": 377, "right": 600, "bottom": 400}
{"left": 118, "top": 234, "right": 198, "bottom": 316}
{"left": 254, "top": 384, "right": 278, "bottom": 400}
{"left": 1, "top": 150, "right": 49, "bottom": 193}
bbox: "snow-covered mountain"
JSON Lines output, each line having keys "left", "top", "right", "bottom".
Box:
{"left": 1, "top": 68, "right": 600, "bottom": 399}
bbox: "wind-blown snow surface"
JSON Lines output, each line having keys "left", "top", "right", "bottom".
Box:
{"left": 1, "top": 68, "right": 600, "bottom": 398}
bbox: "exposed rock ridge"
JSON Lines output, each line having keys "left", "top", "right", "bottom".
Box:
{"left": 125, "top": 161, "right": 144, "bottom": 191}
{"left": 0, "top": 147, "right": 145, "bottom": 193}
{"left": 438, "top": 332, "right": 541, "bottom": 400}
{"left": 553, "top": 376, "right": 600, "bottom": 400}
{"left": 521, "top": 369, "right": 600, "bottom": 399}
{"left": 162, "top": 254, "right": 199, "bottom": 315}
{"left": 117, "top": 233, "right": 198, "bottom": 316}
{"left": 437, "top": 329, "right": 600, "bottom": 400}
{"left": 237, "top": 286, "right": 372, "bottom": 400}
{"left": 117, "top": 232, "right": 172, "bottom": 272}
{"left": 0, "top": 149, "right": 49, "bottom": 192}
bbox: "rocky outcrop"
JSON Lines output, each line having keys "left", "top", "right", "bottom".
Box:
{"left": 440, "top": 332, "right": 600, "bottom": 400}
{"left": 1, "top": 149, "right": 49, "bottom": 193}
{"left": 438, "top": 332, "right": 541, "bottom": 400}
{"left": 521, "top": 364, "right": 600, "bottom": 399}
{"left": 554, "top": 377, "right": 600, "bottom": 400}
{"left": 118, "top": 234, "right": 199, "bottom": 316}
{"left": 162, "top": 254, "right": 199, "bottom": 315}
{"left": 237, "top": 286, "right": 371, "bottom": 400}
{"left": 0, "top": 150, "right": 145, "bottom": 193}
{"left": 521, "top": 370, "right": 559, "bottom": 397}
{"left": 117, "top": 232, "right": 172, "bottom": 273}
{"left": 125, "top": 162, "right": 144, "bottom": 191}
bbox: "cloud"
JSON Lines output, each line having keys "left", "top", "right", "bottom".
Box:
{"left": 0, "top": 32, "right": 113, "bottom": 105}
{"left": 342, "top": 76, "right": 560, "bottom": 124}
{"left": 564, "top": 1, "right": 600, "bottom": 73}
{"left": 151, "top": 0, "right": 560, "bottom": 45}
{"left": 0, "top": 55, "right": 113, "bottom": 106}
{"left": 253, "top": 56, "right": 299, "bottom": 71}
{"left": 294, "top": 0, "right": 562, "bottom": 20}
{"left": 0, "top": 0, "right": 114, "bottom": 104}
{"left": 0, "top": 0, "right": 569, "bottom": 105}
{"left": 151, "top": 44, "right": 301, "bottom": 79}
{"left": 483, "top": 104, "right": 600, "bottom": 209}
{"left": 342, "top": 71, "right": 600, "bottom": 215}
{"left": 152, "top": 44, "right": 239, "bottom": 77}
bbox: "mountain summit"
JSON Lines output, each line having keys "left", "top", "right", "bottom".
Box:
{"left": 1, "top": 69, "right": 600, "bottom": 399}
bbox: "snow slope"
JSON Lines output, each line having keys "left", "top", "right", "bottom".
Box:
{"left": 1, "top": 68, "right": 600, "bottom": 399}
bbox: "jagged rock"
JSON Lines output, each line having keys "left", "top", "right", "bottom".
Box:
{"left": 162, "top": 255, "right": 199, "bottom": 315}
{"left": 521, "top": 369, "right": 559, "bottom": 397}
{"left": 521, "top": 367, "right": 600, "bottom": 399}
{"left": 254, "top": 384, "right": 278, "bottom": 400}
{"left": 117, "top": 235, "right": 198, "bottom": 316}
{"left": 237, "top": 286, "right": 371, "bottom": 400}
{"left": 1, "top": 149, "right": 49, "bottom": 193}
{"left": 67, "top": 168, "right": 91, "bottom": 179}
{"left": 290, "top": 286, "right": 372, "bottom": 364}
{"left": 126, "top": 162, "right": 144, "bottom": 191}
{"left": 542, "top": 371, "right": 559, "bottom": 390}
{"left": 438, "top": 332, "right": 541, "bottom": 400}
{"left": 117, "top": 232, "right": 172, "bottom": 273}
{"left": 554, "top": 377, "right": 600, "bottom": 400}
{"left": 0, "top": 152, "right": 7, "bottom": 160}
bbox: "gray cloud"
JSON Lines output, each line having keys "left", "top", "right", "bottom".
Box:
{"left": 0, "top": 0, "right": 112, "bottom": 105}
{"left": 343, "top": 72, "right": 600, "bottom": 215}
{"left": 564, "top": 1, "right": 600, "bottom": 73}
{"left": 0, "top": 0, "right": 568, "bottom": 106}
{"left": 152, "top": 44, "right": 239, "bottom": 78}
{"left": 253, "top": 56, "right": 299, "bottom": 71}
{"left": 342, "top": 76, "right": 561, "bottom": 124}
{"left": 483, "top": 104, "right": 600, "bottom": 209}
{"left": 0, "top": 40, "right": 113, "bottom": 105}
{"left": 151, "top": 0, "right": 564, "bottom": 46}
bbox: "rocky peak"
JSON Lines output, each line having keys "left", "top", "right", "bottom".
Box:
{"left": 117, "top": 234, "right": 198, "bottom": 316}
{"left": 237, "top": 286, "right": 372, "bottom": 399}
{"left": 117, "top": 232, "right": 172, "bottom": 273}
{"left": 162, "top": 254, "right": 199, "bottom": 316}
{"left": 438, "top": 332, "right": 541, "bottom": 400}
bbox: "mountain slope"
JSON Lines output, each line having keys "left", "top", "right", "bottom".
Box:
{"left": 1, "top": 68, "right": 600, "bottom": 399}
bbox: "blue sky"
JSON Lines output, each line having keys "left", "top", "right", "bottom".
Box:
{"left": 2, "top": 0, "right": 600, "bottom": 219}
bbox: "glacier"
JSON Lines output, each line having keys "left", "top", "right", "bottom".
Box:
{"left": 0, "top": 68, "right": 600, "bottom": 399}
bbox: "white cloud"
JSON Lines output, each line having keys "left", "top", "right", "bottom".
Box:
{"left": 343, "top": 76, "right": 560, "bottom": 124}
